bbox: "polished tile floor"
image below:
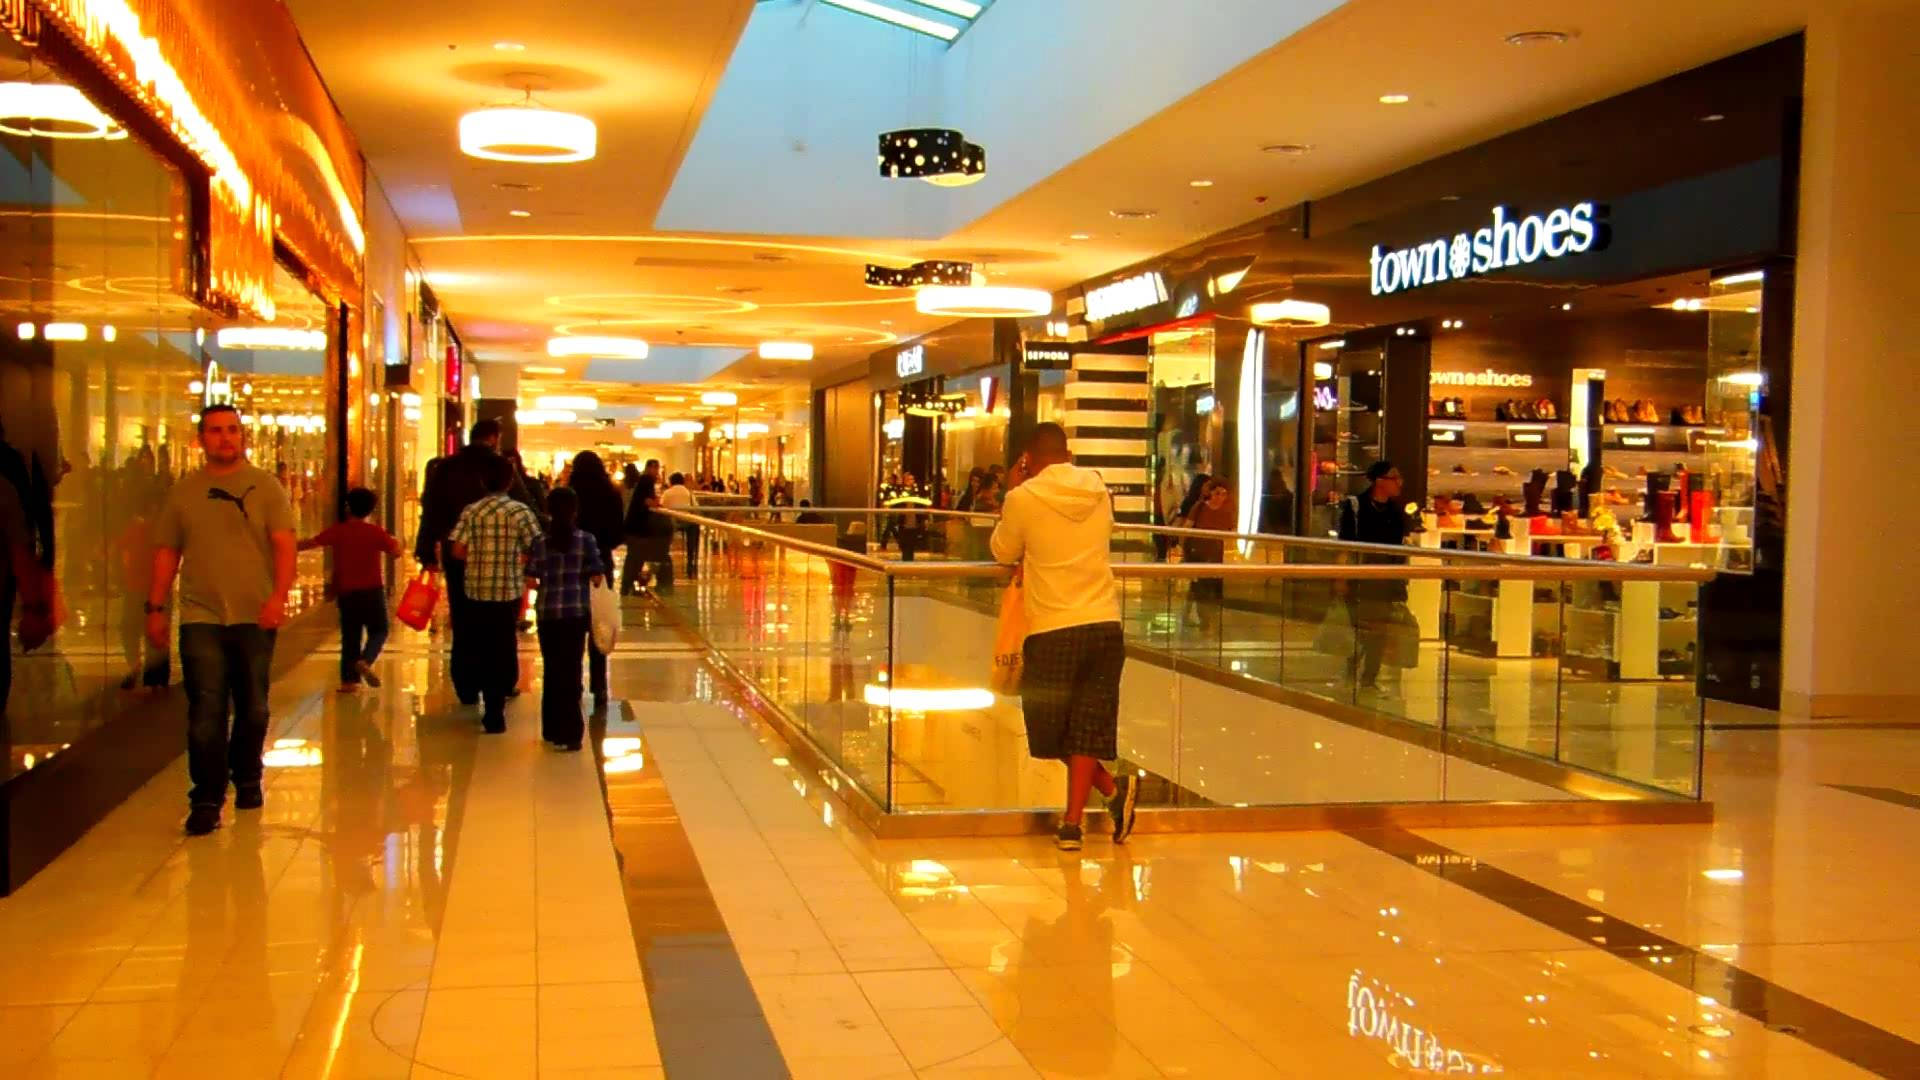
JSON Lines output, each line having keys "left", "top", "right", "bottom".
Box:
{"left": 1, "top": 602, "right": 1914, "bottom": 1077}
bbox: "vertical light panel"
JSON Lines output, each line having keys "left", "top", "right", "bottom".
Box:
{"left": 1235, "top": 329, "right": 1265, "bottom": 554}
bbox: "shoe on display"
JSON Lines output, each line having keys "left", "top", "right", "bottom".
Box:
{"left": 1054, "top": 823, "right": 1084, "bottom": 852}
{"left": 234, "top": 787, "right": 264, "bottom": 811}
{"left": 184, "top": 805, "right": 221, "bottom": 836}
{"left": 1110, "top": 776, "right": 1140, "bottom": 843}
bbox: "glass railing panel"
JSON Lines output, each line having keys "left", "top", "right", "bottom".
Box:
{"left": 1437, "top": 573, "right": 1562, "bottom": 763}
{"left": 1556, "top": 577, "right": 1703, "bottom": 796}
{"left": 1280, "top": 575, "right": 1360, "bottom": 708}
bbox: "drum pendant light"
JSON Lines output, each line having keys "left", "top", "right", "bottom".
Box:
{"left": 878, "top": 128, "right": 985, "bottom": 186}
{"left": 461, "top": 88, "right": 597, "bottom": 164}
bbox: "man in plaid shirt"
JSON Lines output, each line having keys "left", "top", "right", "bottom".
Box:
{"left": 449, "top": 455, "right": 541, "bottom": 732}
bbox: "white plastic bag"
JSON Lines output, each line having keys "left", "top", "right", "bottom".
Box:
{"left": 590, "top": 578, "right": 621, "bottom": 653}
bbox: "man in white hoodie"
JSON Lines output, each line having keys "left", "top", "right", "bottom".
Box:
{"left": 991, "top": 423, "right": 1138, "bottom": 851}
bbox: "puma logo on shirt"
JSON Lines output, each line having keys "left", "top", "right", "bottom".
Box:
{"left": 207, "top": 484, "right": 257, "bottom": 520}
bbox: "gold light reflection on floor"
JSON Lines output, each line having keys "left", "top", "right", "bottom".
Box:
{"left": 263, "top": 738, "right": 322, "bottom": 768}
{"left": 602, "top": 736, "right": 645, "bottom": 775}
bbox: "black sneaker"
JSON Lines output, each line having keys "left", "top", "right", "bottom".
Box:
{"left": 1054, "top": 823, "right": 1083, "bottom": 852}
{"left": 184, "top": 805, "right": 221, "bottom": 836}
{"left": 1109, "top": 776, "right": 1139, "bottom": 844}
{"left": 234, "top": 787, "right": 264, "bottom": 811}
{"left": 483, "top": 718, "right": 507, "bottom": 735}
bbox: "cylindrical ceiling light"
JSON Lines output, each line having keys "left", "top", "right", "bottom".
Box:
{"left": 547, "top": 335, "right": 647, "bottom": 359}
{"left": 460, "top": 102, "right": 597, "bottom": 164}
{"left": 1248, "top": 299, "right": 1331, "bottom": 327}
{"left": 916, "top": 285, "right": 1052, "bottom": 319}
{"left": 534, "top": 395, "right": 598, "bottom": 411}
{"left": 0, "top": 82, "right": 128, "bottom": 140}
{"left": 758, "top": 341, "right": 814, "bottom": 361}
{"left": 700, "top": 390, "right": 739, "bottom": 406}
{"left": 878, "top": 129, "right": 985, "bottom": 186}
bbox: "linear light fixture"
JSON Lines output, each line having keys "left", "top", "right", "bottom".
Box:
{"left": 700, "top": 390, "right": 739, "bottom": 406}
{"left": 758, "top": 341, "right": 814, "bottom": 361}
{"left": 217, "top": 327, "right": 328, "bottom": 350}
{"left": 909, "top": 0, "right": 982, "bottom": 17}
{"left": 523, "top": 365, "right": 566, "bottom": 375}
{"left": 660, "top": 420, "right": 705, "bottom": 434}
{"left": 534, "top": 395, "right": 597, "bottom": 411}
{"left": 822, "top": 0, "right": 961, "bottom": 41}
{"left": 547, "top": 335, "right": 647, "bottom": 359}
{"left": 1235, "top": 330, "right": 1265, "bottom": 555}
{"left": 42, "top": 322, "right": 88, "bottom": 342}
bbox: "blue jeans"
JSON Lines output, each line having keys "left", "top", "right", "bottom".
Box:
{"left": 337, "top": 587, "right": 389, "bottom": 684}
{"left": 180, "top": 623, "right": 277, "bottom": 808}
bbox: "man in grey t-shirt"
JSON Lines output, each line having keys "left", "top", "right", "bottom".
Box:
{"left": 147, "top": 404, "right": 297, "bottom": 835}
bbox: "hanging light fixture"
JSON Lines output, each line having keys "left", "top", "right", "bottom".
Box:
{"left": 865, "top": 260, "right": 973, "bottom": 290}
{"left": 1248, "top": 299, "right": 1331, "bottom": 327}
{"left": 878, "top": 129, "right": 985, "bottom": 187}
{"left": 700, "top": 390, "right": 739, "bottom": 406}
{"left": 0, "top": 82, "right": 128, "bottom": 140}
{"left": 916, "top": 285, "right": 1052, "bottom": 319}
{"left": 460, "top": 89, "right": 597, "bottom": 164}
{"left": 547, "top": 335, "right": 647, "bottom": 359}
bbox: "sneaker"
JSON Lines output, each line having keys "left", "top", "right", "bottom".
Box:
{"left": 1109, "top": 776, "right": 1139, "bottom": 844}
{"left": 234, "top": 787, "right": 264, "bottom": 811}
{"left": 560, "top": 742, "right": 583, "bottom": 753}
{"left": 356, "top": 660, "right": 382, "bottom": 689}
{"left": 184, "top": 805, "right": 221, "bottom": 836}
{"left": 1054, "top": 823, "right": 1083, "bottom": 852}
{"left": 483, "top": 718, "right": 507, "bottom": 735}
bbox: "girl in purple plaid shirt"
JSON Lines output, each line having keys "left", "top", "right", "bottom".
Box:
{"left": 525, "top": 488, "right": 605, "bottom": 750}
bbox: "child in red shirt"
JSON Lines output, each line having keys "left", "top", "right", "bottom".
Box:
{"left": 300, "top": 487, "right": 402, "bottom": 692}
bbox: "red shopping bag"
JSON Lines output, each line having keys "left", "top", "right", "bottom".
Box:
{"left": 395, "top": 571, "right": 440, "bottom": 631}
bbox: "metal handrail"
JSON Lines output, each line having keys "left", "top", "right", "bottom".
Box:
{"left": 662, "top": 508, "right": 1716, "bottom": 584}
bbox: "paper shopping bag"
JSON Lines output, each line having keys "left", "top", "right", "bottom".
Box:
{"left": 989, "top": 577, "right": 1028, "bottom": 696}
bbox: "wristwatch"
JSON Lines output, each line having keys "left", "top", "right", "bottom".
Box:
{"left": 144, "top": 602, "right": 168, "bottom": 615}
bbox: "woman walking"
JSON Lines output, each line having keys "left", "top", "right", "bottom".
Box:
{"left": 525, "top": 487, "right": 604, "bottom": 751}
{"left": 569, "top": 452, "right": 625, "bottom": 710}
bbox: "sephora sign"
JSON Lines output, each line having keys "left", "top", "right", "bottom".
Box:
{"left": 1370, "top": 202, "right": 1605, "bottom": 296}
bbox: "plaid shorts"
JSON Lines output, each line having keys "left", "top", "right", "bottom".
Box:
{"left": 1020, "top": 622, "right": 1125, "bottom": 761}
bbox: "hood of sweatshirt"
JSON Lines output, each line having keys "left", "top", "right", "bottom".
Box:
{"left": 1021, "top": 464, "right": 1110, "bottom": 523}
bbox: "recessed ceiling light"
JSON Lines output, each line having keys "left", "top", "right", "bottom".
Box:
{"left": 492, "top": 41, "right": 526, "bottom": 52}
{"left": 1109, "top": 208, "right": 1156, "bottom": 220}
{"left": 1700, "top": 113, "right": 1726, "bottom": 123}
{"left": 1261, "top": 143, "right": 1313, "bottom": 155}
{"left": 1561, "top": 302, "right": 1573, "bottom": 311}
{"left": 1068, "top": 233, "right": 1092, "bottom": 241}
{"left": 1189, "top": 179, "right": 1215, "bottom": 188}
{"left": 1379, "top": 94, "right": 1411, "bottom": 105}
{"left": 509, "top": 209, "right": 531, "bottom": 218}
{"left": 1505, "top": 30, "right": 1571, "bottom": 46}
{"left": 1440, "top": 194, "right": 1462, "bottom": 201}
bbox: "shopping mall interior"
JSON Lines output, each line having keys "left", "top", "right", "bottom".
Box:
{"left": 0, "top": 0, "right": 1915, "bottom": 1076}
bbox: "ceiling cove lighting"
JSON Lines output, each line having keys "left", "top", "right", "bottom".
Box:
{"left": 879, "top": 128, "right": 985, "bottom": 186}
{"left": 547, "top": 335, "right": 647, "bottom": 359}
{"left": 917, "top": 285, "right": 1051, "bottom": 319}
{"left": 865, "top": 260, "right": 972, "bottom": 289}
{"left": 515, "top": 409, "right": 577, "bottom": 426}
{"left": 759, "top": 341, "right": 814, "bottom": 361}
{"left": 0, "top": 82, "right": 129, "bottom": 140}
{"left": 1249, "top": 299, "right": 1331, "bottom": 327}
{"left": 216, "top": 327, "right": 328, "bottom": 350}
{"left": 534, "top": 395, "right": 597, "bottom": 411}
{"left": 631, "top": 427, "right": 671, "bottom": 441}
{"left": 1379, "top": 93, "right": 1411, "bottom": 105}
{"left": 827, "top": 0, "right": 963, "bottom": 42}
{"left": 700, "top": 390, "right": 739, "bottom": 406}
{"left": 459, "top": 98, "right": 597, "bottom": 164}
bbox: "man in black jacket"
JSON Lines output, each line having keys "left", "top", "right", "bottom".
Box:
{"left": 415, "top": 420, "right": 526, "bottom": 704}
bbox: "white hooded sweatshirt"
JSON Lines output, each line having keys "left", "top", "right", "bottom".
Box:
{"left": 990, "top": 463, "right": 1118, "bottom": 635}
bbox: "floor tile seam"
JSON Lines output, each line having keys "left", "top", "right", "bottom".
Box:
{"left": 1364, "top": 826, "right": 1920, "bottom": 1076}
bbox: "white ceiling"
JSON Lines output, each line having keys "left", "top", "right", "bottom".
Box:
{"left": 286, "top": 0, "right": 1831, "bottom": 393}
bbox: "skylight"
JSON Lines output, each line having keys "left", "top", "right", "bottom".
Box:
{"left": 816, "top": 0, "right": 993, "bottom": 43}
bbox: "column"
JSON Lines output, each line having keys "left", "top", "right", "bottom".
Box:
{"left": 1781, "top": 5, "right": 1920, "bottom": 719}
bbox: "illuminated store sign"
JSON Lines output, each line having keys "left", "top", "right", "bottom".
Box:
{"left": 1313, "top": 384, "right": 1338, "bottom": 411}
{"left": 1431, "top": 370, "right": 1534, "bottom": 388}
{"left": 896, "top": 344, "right": 925, "bottom": 379}
{"left": 201, "top": 360, "right": 232, "bottom": 407}
{"left": 1023, "top": 345, "right": 1071, "bottom": 371}
{"left": 1083, "top": 271, "right": 1167, "bottom": 322}
{"left": 1371, "top": 202, "right": 1605, "bottom": 296}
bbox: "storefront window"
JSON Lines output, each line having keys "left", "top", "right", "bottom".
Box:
{"left": 939, "top": 367, "right": 1009, "bottom": 498}
{"left": 1149, "top": 327, "right": 1216, "bottom": 527}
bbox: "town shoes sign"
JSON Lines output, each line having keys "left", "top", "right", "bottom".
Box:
{"left": 1370, "top": 202, "right": 1606, "bottom": 296}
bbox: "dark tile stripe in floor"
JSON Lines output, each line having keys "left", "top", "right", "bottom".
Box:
{"left": 1346, "top": 826, "right": 1920, "bottom": 1078}
{"left": 590, "top": 702, "right": 791, "bottom": 1080}
{"left": 1828, "top": 784, "right": 1920, "bottom": 811}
